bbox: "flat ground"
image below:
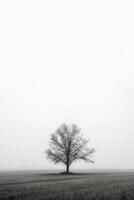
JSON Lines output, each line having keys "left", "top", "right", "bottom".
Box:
{"left": 0, "top": 170, "right": 134, "bottom": 200}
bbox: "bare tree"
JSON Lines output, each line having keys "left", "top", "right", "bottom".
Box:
{"left": 45, "top": 124, "right": 95, "bottom": 174}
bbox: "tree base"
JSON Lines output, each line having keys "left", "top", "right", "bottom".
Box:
{"left": 60, "top": 171, "right": 73, "bottom": 175}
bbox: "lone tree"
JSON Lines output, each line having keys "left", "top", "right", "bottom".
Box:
{"left": 45, "top": 124, "right": 95, "bottom": 174}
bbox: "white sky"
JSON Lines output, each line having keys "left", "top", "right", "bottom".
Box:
{"left": 0, "top": 0, "right": 133, "bottom": 170}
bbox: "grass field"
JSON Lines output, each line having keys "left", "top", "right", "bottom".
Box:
{"left": 0, "top": 170, "right": 134, "bottom": 200}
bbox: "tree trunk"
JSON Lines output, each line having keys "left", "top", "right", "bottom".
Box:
{"left": 66, "top": 164, "right": 69, "bottom": 174}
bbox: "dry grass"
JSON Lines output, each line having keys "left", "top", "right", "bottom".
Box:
{"left": 0, "top": 171, "right": 134, "bottom": 200}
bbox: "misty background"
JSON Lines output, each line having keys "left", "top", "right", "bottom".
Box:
{"left": 0, "top": 0, "right": 133, "bottom": 171}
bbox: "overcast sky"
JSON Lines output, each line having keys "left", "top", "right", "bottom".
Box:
{"left": 0, "top": 0, "right": 133, "bottom": 171}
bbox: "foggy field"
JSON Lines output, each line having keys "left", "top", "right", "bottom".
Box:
{"left": 1, "top": 171, "right": 134, "bottom": 200}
